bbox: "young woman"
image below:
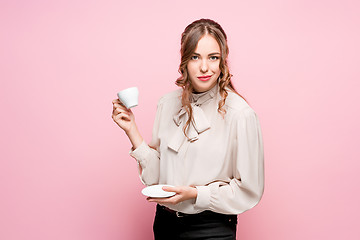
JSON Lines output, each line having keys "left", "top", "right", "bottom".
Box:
{"left": 112, "top": 19, "right": 264, "bottom": 240}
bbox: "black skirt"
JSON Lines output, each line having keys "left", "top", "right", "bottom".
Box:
{"left": 153, "top": 204, "right": 237, "bottom": 240}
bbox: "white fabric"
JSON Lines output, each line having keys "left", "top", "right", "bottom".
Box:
{"left": 129, "top": 84, "right": 264, "bottom": 214}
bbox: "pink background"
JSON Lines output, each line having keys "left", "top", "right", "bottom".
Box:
{"left": 1, "top": 0, "right": 359, "bottom": 239}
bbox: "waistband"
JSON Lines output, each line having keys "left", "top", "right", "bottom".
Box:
{"left": 157, "top": 204, "right": 237, "bottom": 218}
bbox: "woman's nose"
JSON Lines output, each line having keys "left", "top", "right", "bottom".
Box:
{"left": 200, "top": 60, "right": 208, "bottom": 73}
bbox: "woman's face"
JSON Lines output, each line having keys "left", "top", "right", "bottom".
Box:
{"left": 187, "top": 34, "right": 221, "bottom": 93}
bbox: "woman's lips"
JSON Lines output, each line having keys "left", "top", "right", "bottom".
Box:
{"left": 197, "top": 75, "right": 212, "bottom": 81}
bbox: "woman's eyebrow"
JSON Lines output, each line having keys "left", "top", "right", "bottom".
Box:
{"left": 193, "top": 52, "right": 221, "bottom": 56}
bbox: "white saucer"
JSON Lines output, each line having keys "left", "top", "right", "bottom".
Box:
{"left": 141, "top": 184, "right": 176, "bottom": 198}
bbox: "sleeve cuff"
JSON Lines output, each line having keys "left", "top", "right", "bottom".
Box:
{"left": 194, "top": 186, "right": 211, "bottom": 210}
{"left": 129, "top": 140, "right": 151, "bottom": 163}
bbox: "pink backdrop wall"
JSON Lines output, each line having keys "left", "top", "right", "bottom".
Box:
{"left": 1, "top": 0, "right": 359, "bottom": 239}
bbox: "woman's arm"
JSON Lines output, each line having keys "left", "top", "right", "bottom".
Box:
{"left": 193, "top": 108, "right": 264, "bottom": 214}
{"left": 117, "top": 97, "right": 167, "bottom": 186}
{"left": 112, "top": 98, "right": 161, "bottom": 185}
{"left": 112, "top": 99, "right": 143, "bottom": 149}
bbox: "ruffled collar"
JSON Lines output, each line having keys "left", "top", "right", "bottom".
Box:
{"left": 168, "top": 84, "right": 219, "bottom": 153}
{"left": 190, "top": 83, "right": 218, "bottom": 104}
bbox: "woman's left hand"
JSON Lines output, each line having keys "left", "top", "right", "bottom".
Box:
{"left": 147, "top": 186, "right": 198, "bottom": 205}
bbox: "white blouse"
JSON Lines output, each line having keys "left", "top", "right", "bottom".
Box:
{"left": 129, "top": 84, "right": 264, "bottom": 215}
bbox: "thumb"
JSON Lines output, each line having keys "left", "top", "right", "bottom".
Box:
{"left": 162, "top": 186, "right": 177, "bottom": 193}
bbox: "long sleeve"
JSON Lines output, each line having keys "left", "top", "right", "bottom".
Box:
{"left": 194, "top": 108, "right": 264, "bottom": 214}
{"left": 129, "top": 97, "right": 164, "bottom": 186}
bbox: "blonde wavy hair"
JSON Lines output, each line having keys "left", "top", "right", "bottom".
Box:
{"left": 175, "top": 18, "right": 247, "bottom": 138}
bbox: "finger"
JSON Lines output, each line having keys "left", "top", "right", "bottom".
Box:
{"left": 113, "top": 103, "right": 124, "bottom": 108}
{"left": 115, "top": 112, "right": 130, "bottom": 121}
{"left": 112, "top": 99, "right": 128, "bottom": 108}
{"left": 113, "top": 102, "right": 128, "bottom": 111}
{"left": 114, "top": 106, "right": 131, "bottom": 115}
{"left": 147, "top": 196, "right": 172, "bottom": 203}
{"left": 162, "top": 186, "right": 178, "bottom": 193}
{"left": 115, "top": 112, "right": 131, "bottom": 121}
{"left": 117, "top": 101, "right": 127, "bottom": 108}
{"left": 114, "top": 107, "right": 130, "bottom": 115}
{"left": 148, "top": 195, "right": 182, "bottom": 205}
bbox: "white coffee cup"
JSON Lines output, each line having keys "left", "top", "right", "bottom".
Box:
{"left": 117, "top": 87, "right": 139, "bottom": 109}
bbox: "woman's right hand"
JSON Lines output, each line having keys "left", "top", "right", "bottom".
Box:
{"left": 112, "top": 99, "right": 136, "bottom": 134}
{"left": 112, "top": 99, "right": 144, "bottom": 149}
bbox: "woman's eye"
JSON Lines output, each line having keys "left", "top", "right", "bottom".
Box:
{"left": 191, "top": 55, "right": 199, "bottom": 60}
{"left": 210, "top": 56, "right": 219, "bottom": 61}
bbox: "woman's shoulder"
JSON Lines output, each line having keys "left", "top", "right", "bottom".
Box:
{"left": 225, "top": 91, "right": 260, "bottom": 124}
{"left": 225, "top": 90, "right": 252, "bottom": 112}
{"left": 157, "top": 88, "right": 182, "bottom": 106}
